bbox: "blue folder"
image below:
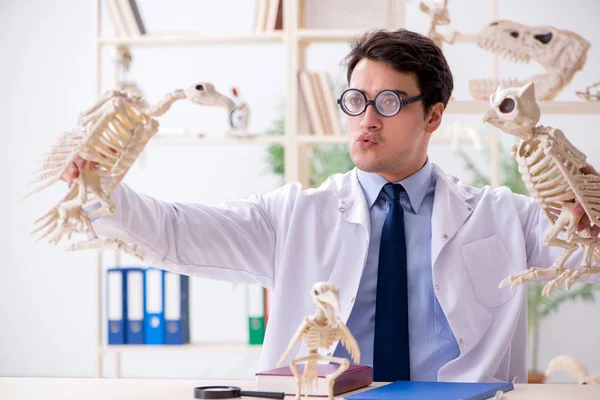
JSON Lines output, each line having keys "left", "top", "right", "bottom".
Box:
{"left": 124, "top": 267, "right": 146, "bottom": 344}
{"left": 106, "top": 268, "right": 126, "bottom": 345}
{"left": 164, "top": 272, "right": 190, "bottom": 345}
{"left": 144, "top": 267, "right": 165, "bottom": 344}
{"left": 345, "top": 381, "right": 514, "bottom": 400}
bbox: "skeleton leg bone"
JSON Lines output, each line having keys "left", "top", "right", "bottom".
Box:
{"left": 499, "top": 204, "right": 578, "bottom": 291}
{"left": 289, "top": 353, "right": 342, "bottom": 400}
{"left": 325, "top": 356, "right": 350, "bottom": 400}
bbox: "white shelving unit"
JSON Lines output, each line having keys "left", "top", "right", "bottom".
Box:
{"left": 91, "top": 0, "right": 600, "bottom": 378}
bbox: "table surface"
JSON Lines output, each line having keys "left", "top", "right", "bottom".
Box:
{"left": 2, "top": 377, "right": 600, "bottom": 399}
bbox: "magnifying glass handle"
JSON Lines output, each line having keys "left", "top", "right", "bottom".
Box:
{"left": 239, "top": 390, "right": 286, "bottom": 399}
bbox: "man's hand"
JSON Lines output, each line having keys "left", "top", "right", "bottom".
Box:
{"left": 61, "top": 157, "right": 101, "bottom": 188}
{"left": 573, "top": 164, "right": 600, "bottom": 236}
{"left": 61, "top": 157, "right": 86, "bottom": 188}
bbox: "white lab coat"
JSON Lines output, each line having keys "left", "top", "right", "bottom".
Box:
{"left": 93, "top": 163, "right": 585, "bottom": 383}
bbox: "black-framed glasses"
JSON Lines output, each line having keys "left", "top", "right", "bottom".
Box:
{"left": 337, "top": 88, "right": 425, "bottom": 117}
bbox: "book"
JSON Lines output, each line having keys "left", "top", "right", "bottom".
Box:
{"left": 344, "top": 380, "right": 514, "bottom": 400}
{"left": 256, "top": 364, "right": 373, "bottom": 397}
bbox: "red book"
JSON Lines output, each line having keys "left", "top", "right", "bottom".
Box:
{"left": 255, "top": 364, "right": 373, "bottom": 397}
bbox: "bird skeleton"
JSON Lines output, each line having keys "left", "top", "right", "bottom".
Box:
{"left": 25, "top": 82, "right": 234, "bottom": 260}
{"left": 483, "top": 81, "right": 600, "bottom": 295}
{"left": 277, "top": 282, "right": 360, "bottom": 400}
{"left": 545, "top": 355, "right": 600, "bottom": 384}
{"left": 471, "top": 21, "right": 589, "bottom": 101}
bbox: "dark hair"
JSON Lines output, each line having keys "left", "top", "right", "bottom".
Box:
{"left": 342, "top": 29, "right": 454, "bottom": 115}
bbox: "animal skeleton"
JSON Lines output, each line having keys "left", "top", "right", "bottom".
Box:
{"left": 545, "top": 355, "right": 600, "bottom": 384}
{"left": 576, "top": 81, "right": 600, "bottom": 101}
{"left": 277, "top": 282, "right": 359, "bottom": 400}
{"left": 483, "top": 82, "right": 600, "bottom": 295}
{"left": 419, "top": 0, "right": 458, "bottom": 50}
{"left": 25, "top": 82, "right": 234, "bottom": 260}
{"left": 471, "top": 21, "right": 589, "bottom": 101}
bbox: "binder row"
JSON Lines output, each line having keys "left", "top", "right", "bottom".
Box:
{"left": 106, "top": 267, "right": 189, "bottom": 345}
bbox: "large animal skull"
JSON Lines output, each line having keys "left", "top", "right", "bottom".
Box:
{"left": 470, "top": 21, "right": 589, "bottom": 101}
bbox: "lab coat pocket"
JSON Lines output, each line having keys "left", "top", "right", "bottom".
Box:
{"left": 461, "top": 235, "right": 517, "bottom": 308}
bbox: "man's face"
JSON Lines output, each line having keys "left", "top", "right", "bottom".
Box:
{"left": 345, "top": 58, "right": 434, "bottom": 180}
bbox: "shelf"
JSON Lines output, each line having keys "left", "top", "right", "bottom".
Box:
{"left": 100, "top": 343, "right": 262, "bottom": 354}
{"left": 446, "top": 100, "right": 600, "bottom": 115}
{"left": 98, "top": 32, "right": 284, "bottom": 46}
{"left": 149, "top": 132, "right": 287, "bottom": 146}
{"left": 296, "top": 29, "right": 366, "bottom": 43}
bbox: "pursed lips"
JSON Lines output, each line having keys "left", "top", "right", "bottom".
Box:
{"left": 357, "top": 133, "right": 378, "bottom": 144}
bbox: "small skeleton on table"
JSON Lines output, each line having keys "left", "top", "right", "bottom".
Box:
{"left": 277, "top": 282, "right": 360, "bottom": 400}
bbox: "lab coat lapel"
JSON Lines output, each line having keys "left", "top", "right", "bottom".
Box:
{"left": 431, "top": 165, "right": 474, "bottom": 266}
{"left": 333, "top": 168, "right": 371, "bottom": 232}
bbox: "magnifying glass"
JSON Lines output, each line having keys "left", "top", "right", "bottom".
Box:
{"left": 194, "top": 385, "right": 286, "bottom": 399}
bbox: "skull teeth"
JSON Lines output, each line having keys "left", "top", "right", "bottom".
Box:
{"left": 477, "top": 37, "right": 530, "bottom": 64}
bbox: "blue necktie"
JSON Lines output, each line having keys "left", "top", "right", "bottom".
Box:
{"left": 373, "top": 183, "right": 410, "bottom": 382}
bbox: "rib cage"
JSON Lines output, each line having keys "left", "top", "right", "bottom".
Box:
{"left": 515, "top": 130, "right": 600, "bottom": 234}
{"left": 81, "top": 99, "right": 156, "bottom": 197}
{"left": 303, "top": 324, "right": 339, "bottom": 351}
{"left": 26, "top": 90, "right": 159, "bottom": 256}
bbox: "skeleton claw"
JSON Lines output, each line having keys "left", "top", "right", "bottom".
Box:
{"left": 543, "top": 266, "right": 600, "bottom": 295}
{"left": 501, "top": 266, "right": 600, "bottom": 295}
{"left": 498, "top": 267, "right": 562, "bottom": 289}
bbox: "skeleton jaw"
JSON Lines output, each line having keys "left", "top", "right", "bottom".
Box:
{"left": 471, "top": 75, "right": 560, "bottom": 103}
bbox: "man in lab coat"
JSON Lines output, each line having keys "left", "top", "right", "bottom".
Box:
{"left": 63, "top": 29, "right": 599, "bottom": 383}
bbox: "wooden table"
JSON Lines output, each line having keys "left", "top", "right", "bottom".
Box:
{"left": 2, "top": 377, "right": 600, "bottom": 399}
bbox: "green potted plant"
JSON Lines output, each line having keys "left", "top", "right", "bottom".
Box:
{"left": 457, "top": 145, "right": 600, "bottom": 383}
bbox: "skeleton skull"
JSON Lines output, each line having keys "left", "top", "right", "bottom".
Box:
{"left": 470, "top": 20, "right": 589, "bottom": 101}
{"left": 482, "top": 81, "right": 541, "bottom": 139}
{"left": 183, "top": 82, "right": 235, "bottom": 112}
{"left": 312, "top": 282, "right": 341, "bottom": 320}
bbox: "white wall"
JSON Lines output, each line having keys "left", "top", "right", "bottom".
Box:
{"left": 1, "top": 0, "right": 599, "bottom": 382}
